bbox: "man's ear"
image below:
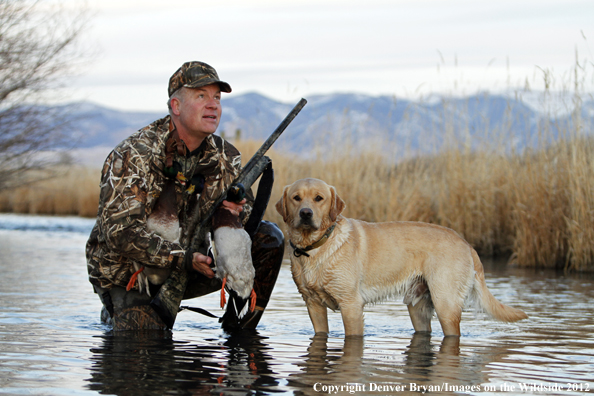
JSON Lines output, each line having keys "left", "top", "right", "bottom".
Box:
{"left": 170, "top": 96, "right": 181, "bottom": 116}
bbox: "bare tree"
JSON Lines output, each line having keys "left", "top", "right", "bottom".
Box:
{"left": 0, "top": 0, "right": 89, "bottom": 190}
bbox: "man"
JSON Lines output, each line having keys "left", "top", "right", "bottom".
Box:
{"left": 86, "top": 61, "right": 284, "bottom": 331}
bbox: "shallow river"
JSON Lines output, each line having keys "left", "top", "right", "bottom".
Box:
{"left": 0, "top": 214, "right": 592, "bottom": 395}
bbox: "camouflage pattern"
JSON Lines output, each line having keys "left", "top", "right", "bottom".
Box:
{"left": 112, "top": 305, "right": 169, "bottom": 331}
{"left": 168, "top": 61, "right": 232, "bottom": 97}
{"left": 86, "top": 115, "right": 252, "bottom": 291}
{"left": 149, "top": 266, "right": 188, "bottom": 328}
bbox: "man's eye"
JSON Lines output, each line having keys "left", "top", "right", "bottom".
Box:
{"left": 315, "top": 195, "right": 323, "bottom": 202}
{"left": 293, "top": 195, "right": 301, "bottom": 202}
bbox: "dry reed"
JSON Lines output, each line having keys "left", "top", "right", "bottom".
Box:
{"left": 0, "top": 166, "right": 100, "bottom": 218}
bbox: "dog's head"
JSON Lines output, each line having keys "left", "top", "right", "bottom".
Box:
{"left": 275, "top": 178, "right": 345, "bottom": 232}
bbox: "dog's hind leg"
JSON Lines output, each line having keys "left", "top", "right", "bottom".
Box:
{"left": 432, "top": 298, "right": 462, "bottom": 336}
{"left": 429, "top": 266, "right": 473, "bottom": 337}
{"left": 436, "top": 310, "right": 461, "bottom": 336}
{"left": 404, "top": 277, "right": 434, "bottom": 333}
{"left": 407, "top": 298, "right": 434, "bottom": 333}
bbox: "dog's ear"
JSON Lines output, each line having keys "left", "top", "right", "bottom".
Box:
{"left": 329, "top": 185, "right": 346, "bottom": 222}
{"left": 275, "top": 185, "right": 290, "bottom": 223}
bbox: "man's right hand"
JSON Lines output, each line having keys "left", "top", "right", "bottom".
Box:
{"left": 191, "top": 252, "right": 214, "bottom": 278}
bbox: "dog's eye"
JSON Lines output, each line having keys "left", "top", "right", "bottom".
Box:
{"left": 315, "top": 195, "right": 323, "bottom": 202}
{"left": 293, "top": 195, "right": 302, "bottom": 202}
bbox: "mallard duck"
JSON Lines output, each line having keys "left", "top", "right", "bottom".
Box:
{"left": 128, "top": 179, "right": 179, "bottom": 296}
{"left": 212, "top": 205, "right": 256, "bottom": 319}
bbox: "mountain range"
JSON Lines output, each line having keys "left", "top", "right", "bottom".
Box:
{"left": 65, "top": 91, "right": 594, "bottom": 166}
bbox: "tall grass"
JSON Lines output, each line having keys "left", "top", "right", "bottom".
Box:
{"left": 0, "top": 166, "right": 100, "bottom": 218}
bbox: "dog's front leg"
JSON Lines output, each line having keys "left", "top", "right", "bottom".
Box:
{"left": 306, "top": 300, "right": 329, "bottom": 334}
{"left": 340, "top": 302, "right": 365, "bottom": 336}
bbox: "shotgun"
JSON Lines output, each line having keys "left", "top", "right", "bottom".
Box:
{"left": 151, "top": 98, "right": 307, "bottom": 328}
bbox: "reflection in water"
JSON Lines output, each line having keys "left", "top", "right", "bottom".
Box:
{"left": 87, "top": 330, "right": 280, "bottom": 395}
{"left": 221, "top": 330, "right": 280, "bottom": 391}
{"left": 403, "top": 334, "right": 461, "bottom": 383}
{"left": 289, "top": 332, "right": 572, "bottom": 395}
{"left": 291, "top": 334, "right": 471, "bottom": 394}
{"left": 402, "top": 334, "right": 493, "bottom": 390}
{"left": 290, "top": 334, "right": 366, "bottom": 391}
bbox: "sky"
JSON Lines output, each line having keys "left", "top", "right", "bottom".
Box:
{"left": 62, "top": 0, "right": 594, "bottom": 112}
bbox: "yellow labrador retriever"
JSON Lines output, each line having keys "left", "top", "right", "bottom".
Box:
{"left": 275, "top": 178, "right": 527, "bottom": 337}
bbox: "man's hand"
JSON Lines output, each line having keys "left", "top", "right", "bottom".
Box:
{"left": 191, "top": 252, "right": 215, "bottom": 278}
{"left": 221, "top": 198, "right": 246, "bottom": 216}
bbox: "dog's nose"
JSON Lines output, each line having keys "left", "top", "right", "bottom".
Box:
{"left": 299, "top": 208, "right": 313, "bottom": 220}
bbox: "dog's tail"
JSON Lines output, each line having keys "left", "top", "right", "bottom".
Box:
{"left": 471, "top": 249, "right": 528, "bottom": 322}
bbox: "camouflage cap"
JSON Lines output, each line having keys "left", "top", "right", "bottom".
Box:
{"left": 168, "top": 61, "right": 232, "bottom": 97}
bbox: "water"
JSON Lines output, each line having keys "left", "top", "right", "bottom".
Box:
{"left": 0, "top": 213, "right": 592, "bottom": 395}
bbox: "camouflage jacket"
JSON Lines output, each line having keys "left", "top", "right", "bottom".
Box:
{"left": 86, "top": 115, "right": 251, "bottom": 289}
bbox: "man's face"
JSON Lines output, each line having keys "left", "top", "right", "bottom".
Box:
{"left": 175, "top": 83, "right": 222, "bottom": 141}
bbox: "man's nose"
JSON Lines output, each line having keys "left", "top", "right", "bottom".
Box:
{"left": 205, "top": 98, "right": 218, "bottom": 108}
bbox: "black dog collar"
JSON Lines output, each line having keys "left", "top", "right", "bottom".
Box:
{"left": 290, "top": 224, "right": 336, "bottom": 258}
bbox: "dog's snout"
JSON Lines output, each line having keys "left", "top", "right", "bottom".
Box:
{"left": 299, "top": 208, "right": 313, "bottom": 220}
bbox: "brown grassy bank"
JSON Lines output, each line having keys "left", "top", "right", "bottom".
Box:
{"left": 1, "top": 126, "right": 593, "bottom": 272}
{"left": 0, "top": 167, "right": 100, "bottom": 218}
